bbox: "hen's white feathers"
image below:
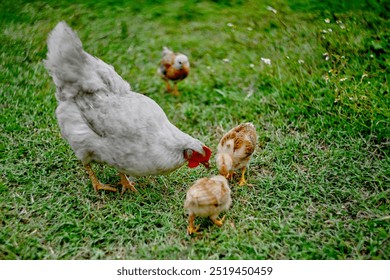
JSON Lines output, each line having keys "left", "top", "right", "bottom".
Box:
{"left": 45, "top": 22, "right": 206, "bottom": 177}
{"left": 45, "top": 21, "right": 130, "bottom": 101}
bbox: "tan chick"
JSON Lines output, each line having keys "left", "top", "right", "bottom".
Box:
{"left": 158, "top": 47, "right": 190, "bottom": 96}
{"left": 216, "top": 123, "right": 257, "bottom": 186}
{"left": 184, "top": 175, "right": 232, "bottom": 235}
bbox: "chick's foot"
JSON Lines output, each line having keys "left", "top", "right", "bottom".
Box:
{"left": 187, "top": 224, "right": 200, "bottom": 235}
{"left": 210, "top": 215, "right": 226, "bottom": 227}
{"left": 187, "top": 213, "right": 200, "bottom": 235}
{"left": 172, "top": 83, "right": 180, "bottom": 96}
{"left": 238, "top": 167, "right": 247, "bottom": 186}
{"left": 165, "top": 81, "right": 172, "bottom": 93}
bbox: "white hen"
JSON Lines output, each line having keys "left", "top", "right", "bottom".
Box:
{"left": 44, "top": 22, "right": 211, "bottom": 194}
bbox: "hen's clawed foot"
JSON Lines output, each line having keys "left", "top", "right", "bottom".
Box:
{"left": 119, "top": 173, "right": 137, "bottom": 195}
{"left": 94, "top": 183, "right": 117, "bottom": 192}
{"left": 210, "top": 215, "right": 226, "bottom": 227}
{"left": 85, "top": 164, "right": 117, "bottom": 192}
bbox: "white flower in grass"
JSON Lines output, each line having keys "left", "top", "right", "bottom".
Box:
{"left": 323, "top": 52, "right": 330, "bottom": 61}
{"left": 324, "top": 74, "right": 330, "bottom": 83}
{"left": 328, "top": 28, "right": 333, "bottom": 32}
{"left": 324, "top": 18, "right": 330, "bottom": 23}
{"left": 336, "top": 20, "right": 346, "bottom": 29}
{"left": 340, "top": 77, "right": 348, "bottom": 82}
{"left": 298, "top": 59, "right": 305, "bottom": 64}
{"left": 247, "top": 27, "right": 253, "bottom": 31}
{"left": 266, "top": 6, "right": 277, "bottom": 14}
{"left": 249, "top": 63, "right": 255, "bottom": 68}
{"left": 227, "top": 23, "right": 234, "bottom": 27}
{"left": 223, "top": 58, "right": 230, "bottom": 63}
{"left": 261, "top": 57, "right": 271, "bottom": 65}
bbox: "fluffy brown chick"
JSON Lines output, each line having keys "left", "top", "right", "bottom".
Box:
{"left": 158, "top": 47, "right": 190, "bottom": 96}
{"left": 216, "top": 123, "right": 257, "bottom": 186}
{"left": 184, "top": 175, "right": 232, "bottom": 235}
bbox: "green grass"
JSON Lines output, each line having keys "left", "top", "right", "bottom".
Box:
{"left": 1, "top": 0, "right": 389, "bottom": 259}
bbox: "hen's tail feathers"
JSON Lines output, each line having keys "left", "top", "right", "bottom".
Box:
{"left": 45, "top": 22, "right": 85, "bottom": 90}
{"left": 44, "top": 21, "right": 130, "bottom": 101}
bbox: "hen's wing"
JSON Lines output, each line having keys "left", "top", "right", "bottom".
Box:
{"left": 75, "top": 91, "right": 168, "bottom": 139}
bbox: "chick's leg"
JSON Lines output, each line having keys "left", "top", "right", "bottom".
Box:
{"left": 238, "top": 166, "right": 247, "bottom": 186}
{"left": 172, "top": 83, "right": 180, "bottom": 96}
{"left": 85, "top": 164, "right": 117, "bottom": 192}
{"left": 119, "top": 173, "right": 137, "bottom": 195}
{"left": 210, "top": 215, "right": 226, "bottom": 227}
{"left": 164, "top": 80, "right": 172, "bottom": 92}
{"left": 226, "top": 172, "right": 235, "bottom": 180}
{"left": 187, "top": 213, "right": 200, "bottom": 235}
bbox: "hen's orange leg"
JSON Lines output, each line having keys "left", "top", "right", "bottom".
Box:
{"left": 210, "top": 215, "right": 226, "bottom": 227}
{"left": 187, "top": 213, "right": 200, "bottom": 235}
{"left": 119, "top": 173, "right": 137, "bottom": 195}
{"left": 238, "top": 167, "right": 247, "bottom": 186}
{"left": 84, "top": 164, "right": 117, "bottom": 192}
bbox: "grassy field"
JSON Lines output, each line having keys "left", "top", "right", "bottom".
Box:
{"left": 0, "top": 0, "right": 389, "bottom": 259}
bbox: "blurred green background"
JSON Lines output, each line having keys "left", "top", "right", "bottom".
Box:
{"left": 0, "top": 0, "right": 389, "bottom": 259}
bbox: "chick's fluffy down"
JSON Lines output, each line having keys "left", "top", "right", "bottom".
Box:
{"left": 184, "top": 175, "right": 232, "bottom": 218}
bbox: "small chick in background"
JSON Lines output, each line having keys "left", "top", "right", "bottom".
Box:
{"left": 158, "top": 47, "right": 190, "bottom": 96}
{"left": 216, "top": 123, "right": 257, "bottom": 186}
{"left": 184, "top": 175, "right": 232, "bottom": 235}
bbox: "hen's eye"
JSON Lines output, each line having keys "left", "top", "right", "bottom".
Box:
{"left": 184, "top": 149, "right": 193, "bottom": 159}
